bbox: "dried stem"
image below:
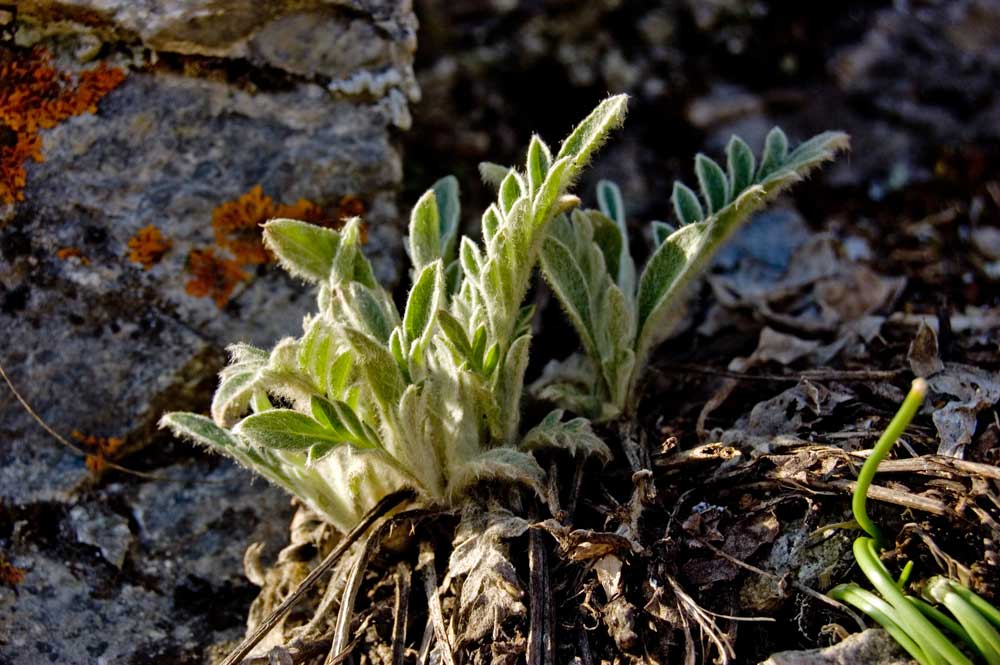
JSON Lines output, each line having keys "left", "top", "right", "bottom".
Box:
{"left": 222, "top": 489, "right": 415, "bottom": 665}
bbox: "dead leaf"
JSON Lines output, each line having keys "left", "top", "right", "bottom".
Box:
{"left": 928, "top": 363, "right": 1000, "bottom": 457}
{"left": 908, "top": 320, "right": 945, "bottom": 377}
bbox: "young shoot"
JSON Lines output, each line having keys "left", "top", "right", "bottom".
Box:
{"left": 160, "top": 97, "right": 624, "bottom": 532}
{"left": 829, "top": 378, "right": 1000, "bottom": 665}
{"left": 534, "top": 128, "right": 850, "bottom": 420}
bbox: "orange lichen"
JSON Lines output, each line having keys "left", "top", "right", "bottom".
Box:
{"left": 55, "top": 246, "right": 90, "bottom": 265}
{"left": 0, "top": 554, "right": 25, "bottom": 588}
{"left": 0, "top": 48, "right": 126, "bottom": 204}
{"left": 336, "top": 194, "right": 366, "bottom": 220}
{"left": 274, "top": 198, "right": 333, "bottom": 226}
{"left": 192, "top": 187, "right": 361, "bottom": 306}
{"left": 184, "top": 248, "right": 249, "bottom": 308}
{"left": 210, "top": 186, "right": 353, "bottom": 266}
{"left": 71, "top": 429, "right": 125, "bottom": 475}
{"left": 211, "top": 185, "right": 275, "bottom": 265}
{"left": 127, "top": 225, "right": 172, "bottom": 269}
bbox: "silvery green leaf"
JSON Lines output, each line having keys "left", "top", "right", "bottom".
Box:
{"left": 250, "top": 390, "right": 272, "bottom": 414}
{"left": 310, "top": 395, "right": 375, "bottom": 447}
{"left": 407, "top": 189, "right": 441, "bottom": 271}
{"left": 161, "top": 412, "right": 289, "bottom": 485}
{"left": 345, "top": 282, "right": 393, "bottom": 343}
{"left": 403, "top": 261, "right": 443, "bottom": 349}
{"left": 162, "top": 412, "right": 244, "bottom": 456}
{"left": 236, "top": 409, "right": 355, "bottom": 451}
{"left": 211, "top": 363, "right": 261, "bottom": 427}
{"left": 695, "top": 154, "right": 729, "bottom": 213}
{"left": 482, "top": 343, "right": 500, "bottom": 376}
{"left": 521, "top": 409, "right": 612, "bottom": 464}
{"left": 460, "top": 237, "right": 484, "bottom": 281}
{"left": 554, "top": 94, "right": 628, "bottom": 170}
{"left": 497, "top": 334, "right": 531, "bottom": 443}
{"left": 757, "top": 126, "right": 789, "bottom": 179}
{"left": 726, "top": 135, "right": 755, "bottom": 194}
{"left": 597, "top": 179, "right": 625, "bottom": 226}
{"left": 526, "top": 135, "right": 552, "bottom": 195}
{"left": 471, "top": 324, "right": 487, "bottom": 370}
{"left": 437, "top": 309, "right": 472, "bottom": 357}
{"left": 329, "top": 218, "right": 367, "bottom": 286}
{"left": 310, "top": 394, "right": 350, "bottom": 437}
{"left": 634, "top": 129, "right": 848, "bottom": 395}
{"left": 540, "top": 235, "right": 595, "bottom": 354}
{"left": 433, "top": 175, "right": 461, "bottom": 263}
{"left": 342, "top": 327, "right": 406, "bottom": 408}
{"left": 499, "top": 170, "right": 525, "bottom": 215}
{"left": 478, "top": 161, "right": 509, "bottom": 189}
{"left": 263, "top": 219, "right": 341, "bottom": 284}
{"left": 482, "top": 205, "right": 501, "bottom": 243}
{"left": 388, "top": 327, "right": 408, "bottom": 377}
{"left": 672, "top": 182, "right": 704, "bottom": 226}
{"left": 650, "top": 221, "right": 674, "bottom": 247}
{"left": 532, "top": 155, "right": 576, "bottom": 230}
{"left": 636, "top": 222, "right": 705, "bottom": 343}
{"left": 326, "top": 352, "right": 353, "bottom": 398}
{"left": 585, "top": 209, "right": 623, "bottom": 283}
{"left": 447, "top": 447, "right": 545, "bottom": 500}
{"left": 595, "top": 180, "right": 636, "bottom": 295}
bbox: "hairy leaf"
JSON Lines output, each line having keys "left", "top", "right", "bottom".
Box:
{"left": 555, "top": 94, "right": 628, "bottom": 170}
{"left": 408, "top": 189, "right": 441, "bottom": 271}
{"left": 521, "top": 409, "right": 612, "bottom": 464}
{"left": 263, "top": 219, "right": 341, "bottom": 284}
{"left": 672, "top": 181, "right": 704, "bottom": 226}
{"left": 342, "top": 327, "right": 406, "bottom": 408}
{"left": 695, "top": 154, "right": 729, "bottom": 213}
{"left": 526, "top": 135, "right": 552, "bottom": 195}
{"left": 236, "top": 409, "right": 353, "bottom": 451}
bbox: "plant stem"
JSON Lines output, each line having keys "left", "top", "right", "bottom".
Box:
{"left": 853, "top": 378, "right": 928, "bottom": 548}
{"left": 829, "top": 583, "right": 930, "bottom": 665}
{"left": 854, "top": 537, "right": 970, "bottom": 665}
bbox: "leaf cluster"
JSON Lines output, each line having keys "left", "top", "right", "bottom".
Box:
{"left": 535, "top": 128, "right": 849, "bottom": 419}
{"left": 161, "top": 97, "right": 625, "bottom": 530}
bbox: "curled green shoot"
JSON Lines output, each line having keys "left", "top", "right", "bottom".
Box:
{"left": 832, "top": 377, "right": 1000, "bottom": 665}
{"left": 853, "top": 378, "right": 928, "bottom": 548}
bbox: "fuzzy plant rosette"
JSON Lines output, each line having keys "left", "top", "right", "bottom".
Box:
{"left": 162, "top": 95, "right": 848, "bottom": 663}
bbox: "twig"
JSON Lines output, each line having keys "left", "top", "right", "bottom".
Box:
{"left": 391, "top": 562, "right": 412, "bottom": 665}
{"left": 564, "top": 457, "right": 586, "bottom": 521}
{"left": 327, "top": 509, "right": 431, "bottom": 662}
{"left": 527, "top": 527, "right": 553, "bottom": 665}
{"left": 417, "top": 614, "right": 434, "bottom": 665}
{"left": 418, "top": 541, "right": 455, "bottom": 665}
{"left": 0, "top": 361, "right": 218, "bottom": 483}
{"left": 222, "top": 489, "right": 416, "bottom": 665}
{"left": 667, "top": 575, "right": 734, "bottom": 664}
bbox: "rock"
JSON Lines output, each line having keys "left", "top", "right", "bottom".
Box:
{"left": 68, "top": 502, "right": 133, "bottom": 569}
{"left": 0, "top": 461, "right": 294, "bottom": 665}
{"left": 17, "top": 0, "right": 418, "bottom": 94}
{"left": 1, "top": 1, "right": 415, "bottom": 662}
{"left": 760, "top": 629, "right": 909, "bottom": 665}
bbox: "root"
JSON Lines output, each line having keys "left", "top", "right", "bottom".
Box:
{"left": 326, "top": 508, "right": 433, "bottom": 663}
{"left": 418, "top": 540, "right": 456, "bottom": 665}
{"left": 222, "top": 488, "right": 416, "bottom": 665}
{"left": 391, "top": 562, "right": 412, "bottom": 665}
